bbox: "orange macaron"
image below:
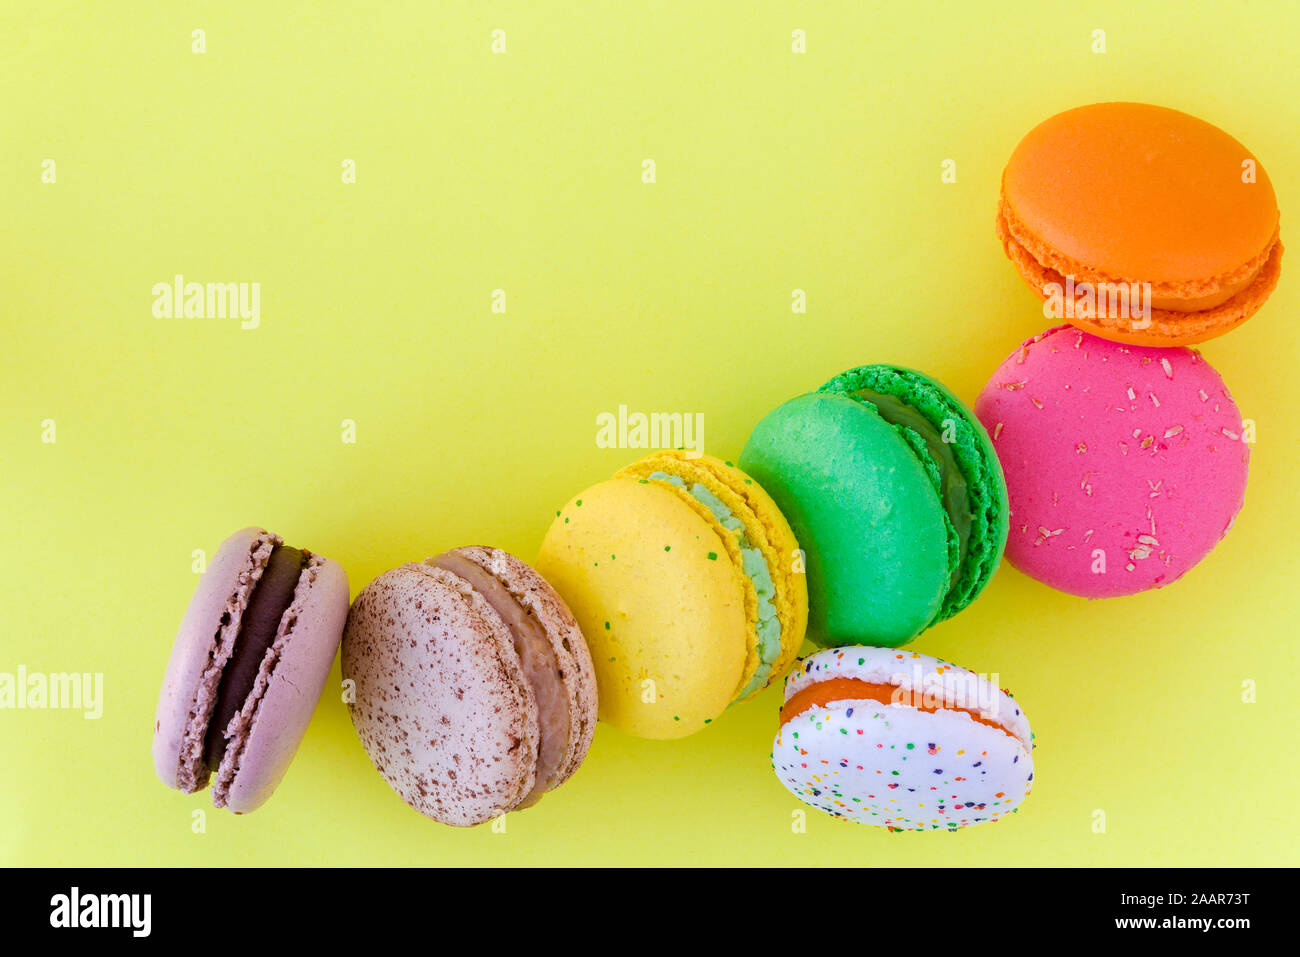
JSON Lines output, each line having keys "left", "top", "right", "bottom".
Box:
{"left": 997, "top": 102, "right": 1282, "bottom": 346}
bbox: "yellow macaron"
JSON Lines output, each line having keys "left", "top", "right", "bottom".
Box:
{"left": 537, "top": 452, "right": 807, "bottom": 739}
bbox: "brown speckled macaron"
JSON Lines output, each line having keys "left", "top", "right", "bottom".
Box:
{"left": 341, "top": 546, "right": 597, "bottom": 826}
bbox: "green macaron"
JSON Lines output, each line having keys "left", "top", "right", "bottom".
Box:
{"left": 738, "top": 364, "right": 1008, "bottom": 647}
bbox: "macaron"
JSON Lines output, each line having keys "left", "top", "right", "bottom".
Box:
{"left": 341, "top": 547, "right": 597, "bottom": 825}
{"left": 536, "top": 451, "right": 808, "bottom": 740}
{"left": 998, "top": 101, "right": 1282, "bottom": 346}
{"left": 975, "top": 325, "right": 1250, "bottom": 598}
{"left": 772, "top": 647, "right": 1034, "bottom": 830}
{"left": 153, "top": 527, "right": 349, "bottom": 813}
{"left": 739, "top": 365, "right": 1007, "bottom": 648}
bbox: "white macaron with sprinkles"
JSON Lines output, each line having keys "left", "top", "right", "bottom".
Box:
{"left": 772, "top": 647, "right": 1035, "bottom": 830}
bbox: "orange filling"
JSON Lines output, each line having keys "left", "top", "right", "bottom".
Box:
{"left": 779, "top": 677, "right": 1016, "bottom": 739}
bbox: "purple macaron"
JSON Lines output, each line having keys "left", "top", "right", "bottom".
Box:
{"left": 152, "top": 527, "right": 349, "bottom": 813}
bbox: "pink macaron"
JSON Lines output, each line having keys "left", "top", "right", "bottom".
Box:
{"left": 153, "top": 527, "right": 349, "bottom": 812}
{"left": 974, "top": 326, "right": 1249, "bottom": 598}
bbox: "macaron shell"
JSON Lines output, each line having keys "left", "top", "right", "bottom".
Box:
{"left": 1002, "top": 102, "right": 1279, "bottom": 285}
{"left": 975, "top": 325, "right": 1250, "bottom": 597}
{"left": 615, "top": 451, "right": 809, "bottom": 699}
{"left": 153, "top": 526, "right": 275, "bottom": 793}
{"left": 342, "top": 564, "right": 539, "bottom": 825}
{"left": 537, "top": 478, "right": 749, "bottom": 739}
{"left": 451, "top": 546, "right": 598, "bottom": 787}
{"left": 774, "top": 647, "right": 1034, "bottom": 830}
{"left": 819, "top": 365, "right": 1009, "bottom": 622}
{"left": 217, "top": 554, "right": 349, "bottom": 813}
{"left": 740, "top": 392, "right": 951, "bottom": 647}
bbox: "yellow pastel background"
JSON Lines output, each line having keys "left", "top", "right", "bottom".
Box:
{"left": 3, "top": 1, "right": 1297, "bottom": 866}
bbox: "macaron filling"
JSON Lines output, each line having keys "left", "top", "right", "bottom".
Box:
{"left": 647, "top": 470, "right": 782, "bottom": 699}
{"left": 429, "top": 551, "right": 570, "bottom": 809}
{"left": 204, "top": 544, "right": 307, "bottom": 772}
{"left": 780, "top": 677, "right": 1019, "bottom": 743}
{"left": 851, "top": 389, "right": 972, "bottom": 571}
{"left": 998, "top": 204, "right": 1271, "bottom": 313}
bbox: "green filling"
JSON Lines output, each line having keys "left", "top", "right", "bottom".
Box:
{"left": 853, "top": 389, "right": 971, "bottom": 573}
{"left": 648, "top": 471, "right": 781, "bottom": 699}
